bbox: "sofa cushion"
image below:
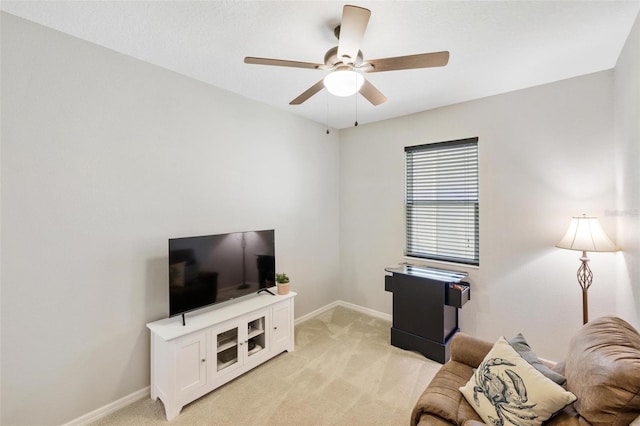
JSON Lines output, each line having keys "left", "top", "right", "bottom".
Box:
{"left": 459, "top": 336, "right": 576, "bottom": 426}
{"left": 564, "top": 316, "right": 640, "bottom": 425}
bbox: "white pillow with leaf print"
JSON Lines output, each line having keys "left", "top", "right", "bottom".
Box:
{"left": 459, "top": 337, "right": 576, "bottom": 426}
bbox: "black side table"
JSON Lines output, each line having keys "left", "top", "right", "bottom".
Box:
{"left": 385, "top": 264, "right": 470, "bottom": 363}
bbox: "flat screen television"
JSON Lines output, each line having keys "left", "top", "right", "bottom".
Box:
{"left": 168, "top": 229, "right": 275, "bottom": 317}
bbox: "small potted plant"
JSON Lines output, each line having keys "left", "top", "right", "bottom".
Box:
{"left": 275, "top": 272, "right": 290, "bottom": 295}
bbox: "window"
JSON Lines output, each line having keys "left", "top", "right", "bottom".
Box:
{"left": 405, "top": 137, "right": 479, "bottom": 266}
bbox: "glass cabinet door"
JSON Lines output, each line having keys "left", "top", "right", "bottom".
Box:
{"left": 216, "top": 327, "right": 239, "bottom": 372}
{"left": 246, "top": 316, "right": 266, "bottom": 359}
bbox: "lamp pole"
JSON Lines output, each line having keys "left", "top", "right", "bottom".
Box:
{"left": 577, "top": 251, "right": 593, "bottom": 325}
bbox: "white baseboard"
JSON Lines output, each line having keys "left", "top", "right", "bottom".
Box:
{"left": 65, "top": 301, "right": 387, "bottom": 425}
{"left": 61, "top": 386, "right": 149, "bottom": 426}
{"left": 294, "top": 300, "right": 342, "bottom": 324}
{"left": 295, "top": 300, "right": 392, "bottom": 324}
{"left": 335, "top": 300, "right": 393, "bottom": 322}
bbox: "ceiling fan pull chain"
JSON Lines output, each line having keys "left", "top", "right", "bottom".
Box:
{"left": 354, "top": 79, "right": 359, "bottom": 127}
{"left": 326, "top": 88, "right": 330, "bottom": 134}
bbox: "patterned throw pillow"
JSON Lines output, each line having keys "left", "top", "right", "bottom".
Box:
{"left": 459, "top": 337, "right": 576, "bottom": 426}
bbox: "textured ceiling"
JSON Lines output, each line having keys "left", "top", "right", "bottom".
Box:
{"left": 2, "top": 1, "right": 639, "bottom": 129}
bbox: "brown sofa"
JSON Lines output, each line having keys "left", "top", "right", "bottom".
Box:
{"left": 411, "top": 316, "right": 640, "bottom": 425}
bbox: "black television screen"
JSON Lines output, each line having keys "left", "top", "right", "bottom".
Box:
{"left": 168, "top": 229, "right": 275, "bottom": 317}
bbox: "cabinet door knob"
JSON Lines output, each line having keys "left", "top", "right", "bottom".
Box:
{"left": 201, "top": 359, "right": 206, "bottom": 363}
{"left": 274, "top": 326, "right": 278, "bottom": 330}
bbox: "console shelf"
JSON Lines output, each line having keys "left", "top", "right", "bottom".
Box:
{"left": 147, "top": 290, "right": 296, "bottom": 420}
{"left": 385, "top": 265, "right": 469, "bottom": 363}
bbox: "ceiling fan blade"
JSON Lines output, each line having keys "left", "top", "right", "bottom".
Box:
{"left": 337, "top": 5, "right": 371, "bottom": 64}
{"left": 290, "top": 79, "right": 326, "bottom": 105}
{"left": 359, "top": 79, "right": 387, "bottom": 106}
{"left": 244, "top": 57, "right": 323, "bottom": 70}
{"left": 365, "top": 51, "right": 450, "bottom": 73}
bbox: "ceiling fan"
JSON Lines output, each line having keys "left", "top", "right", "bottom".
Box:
{"left": 244, "top": 5, "right": 449, "bottom": 106}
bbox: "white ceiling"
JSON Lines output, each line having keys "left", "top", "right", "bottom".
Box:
{"left": 2, "top": 1, "right": 639, "bottom": 129}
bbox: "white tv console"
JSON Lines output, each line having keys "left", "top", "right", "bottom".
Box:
{"left": 146, "top": 290, "right": 296, "bottom": 420}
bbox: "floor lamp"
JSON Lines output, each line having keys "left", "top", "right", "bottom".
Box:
{"left": 556, "top": 214, "right": 619, "bottom": 325}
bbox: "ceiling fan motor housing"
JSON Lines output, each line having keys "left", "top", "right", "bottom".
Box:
{"left": 324, "top": 46, "right": 364, "bottom": 68}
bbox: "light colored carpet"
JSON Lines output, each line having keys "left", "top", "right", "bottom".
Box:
{"left": 92, "top": 306, "right": 441, "bottom": 425}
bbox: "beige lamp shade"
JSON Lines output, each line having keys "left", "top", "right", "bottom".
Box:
{"left": 556, "top": 214, "right": 619, "bottom": 253}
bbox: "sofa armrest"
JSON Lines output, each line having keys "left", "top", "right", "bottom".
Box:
{"left": 450, "top": 333, "right": 493, "bottom": 368}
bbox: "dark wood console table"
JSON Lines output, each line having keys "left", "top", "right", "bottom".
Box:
{"left": 385, "top": 265, "right": 470, "bottom": 363}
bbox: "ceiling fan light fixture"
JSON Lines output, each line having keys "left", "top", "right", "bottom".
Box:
{"left": 323, "top": 70, "right": 364, "bottom": 97}
{"left": 245, "top": 6, "right": 448, "bottom": 106}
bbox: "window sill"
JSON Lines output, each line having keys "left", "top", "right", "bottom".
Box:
{"left": 402, "top": 256, "right": 479, "bottom": 271}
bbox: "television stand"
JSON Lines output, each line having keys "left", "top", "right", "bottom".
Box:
{"left": 147, "top": 291, "right": 296, "bottom": 420}
{"left": 257, "top": 288, "right": 275, "bottom": 296}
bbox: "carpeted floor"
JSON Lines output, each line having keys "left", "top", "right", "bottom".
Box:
{"left": 92, "top": 306, "right": 441, "bottom": 425}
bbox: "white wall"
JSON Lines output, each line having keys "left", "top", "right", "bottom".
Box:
{"left": 614, "top": 11, "right": 640, "bottom": 328}
{"left": 339, "top": 70, "right": 619, "bottom": 362}
{"left": 0, "top": 13, "right": 340, "bottom": 425}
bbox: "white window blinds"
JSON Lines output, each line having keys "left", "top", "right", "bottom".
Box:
{"left": 405, "top": 138, "right": 479, "bottom": 266}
